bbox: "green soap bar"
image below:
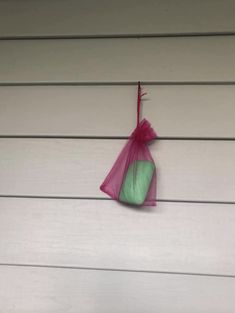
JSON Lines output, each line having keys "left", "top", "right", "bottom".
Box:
{"left": 119, "top": 160, "right": 155, "bottom": 205}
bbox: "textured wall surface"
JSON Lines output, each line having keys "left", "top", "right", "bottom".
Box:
{"left": 0, "top": 1, "right": 235, "bottom": 312}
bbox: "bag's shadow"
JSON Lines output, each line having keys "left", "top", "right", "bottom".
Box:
{"left": 117, "top": 201, "right": 158, "bottom": 213}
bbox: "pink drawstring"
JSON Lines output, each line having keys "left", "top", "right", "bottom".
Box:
{"left": 137, "top": 81, "right": 147, "bottom": 126}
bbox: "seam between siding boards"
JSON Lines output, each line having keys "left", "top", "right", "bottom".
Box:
{"left": 1, "top": 32, "right": 235, "bottom": 40}
{"left": 1, "top": 81, "right": 235, "bottom": 86}
{"left": 0, "top": 263, "right": 235, "bottom": 279}
{"left": 0, "top": 195, "right": 234, "bottom": 205}
{"left": 0, "top": 135, "right": 234, "bottom": 141}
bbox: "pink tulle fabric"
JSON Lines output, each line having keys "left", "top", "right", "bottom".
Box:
{"left": 100, "top": 82, "right": 157, "bottom": 206}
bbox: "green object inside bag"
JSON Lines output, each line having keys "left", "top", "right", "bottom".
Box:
{"left": 119, "top": 160, "right": 155, "bottom": 205}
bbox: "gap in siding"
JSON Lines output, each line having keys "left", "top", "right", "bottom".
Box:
{"left": 0, "top": 194, "right": 234, "bottom": 205}
{"left": 0, "top": 262, "right": 235, "bottom": 279}
{"left": 1, "top": 32, "right": 235, "bottom": 40}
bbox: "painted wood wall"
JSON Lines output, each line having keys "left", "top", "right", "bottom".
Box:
{"left": 0, "top": 1, "right": 235, "bottom": 312}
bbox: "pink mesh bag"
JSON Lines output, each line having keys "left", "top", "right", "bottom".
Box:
{"left": 100, "top": 82, "right": 157, "bottom": 206}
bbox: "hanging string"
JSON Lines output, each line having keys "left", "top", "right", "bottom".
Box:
{"left": 137, "top": 81, "right": 147, "bottom": 127}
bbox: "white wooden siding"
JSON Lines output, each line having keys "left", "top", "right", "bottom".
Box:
{"left": 0, "top": 139, "right": 234, "bottom": 202}
{"left": 0, "top": 1, "right": 234, "bottom": 312}
{"left": 0, "top": 198, "right": 234, "bottom": 276}
{"left": 0, "top": 0, "right": 235, "bottom": 37}
{"left": 1, "top": 37, "right": 235, "bottom": 83}
{"left": 1, "top": 266, "right": 235, "bottom": 313}
{"left": 0, "top": 85, "right": 235, "bottom": 138}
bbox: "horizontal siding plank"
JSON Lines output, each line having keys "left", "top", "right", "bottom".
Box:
{"left": 0, "top": 198, "right": 235, "bottom": 276}
{"left": 0, "top": 85, "right": 235, "bottom": 138}
{"left": 0, "top": 139, "right": 234, "bottom": 202}
{"left": 0, "top": 37, "right": 235, "bottom": 83}
{"left": 0, "top": 0, "right": 235, "bottom": 37}
{"left": 0, "top": 266, "right": 234, "bottom": 313}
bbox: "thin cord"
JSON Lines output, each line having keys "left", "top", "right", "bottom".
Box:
{"left": 137, "top": 81, "right": 147, "bottom": 126}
